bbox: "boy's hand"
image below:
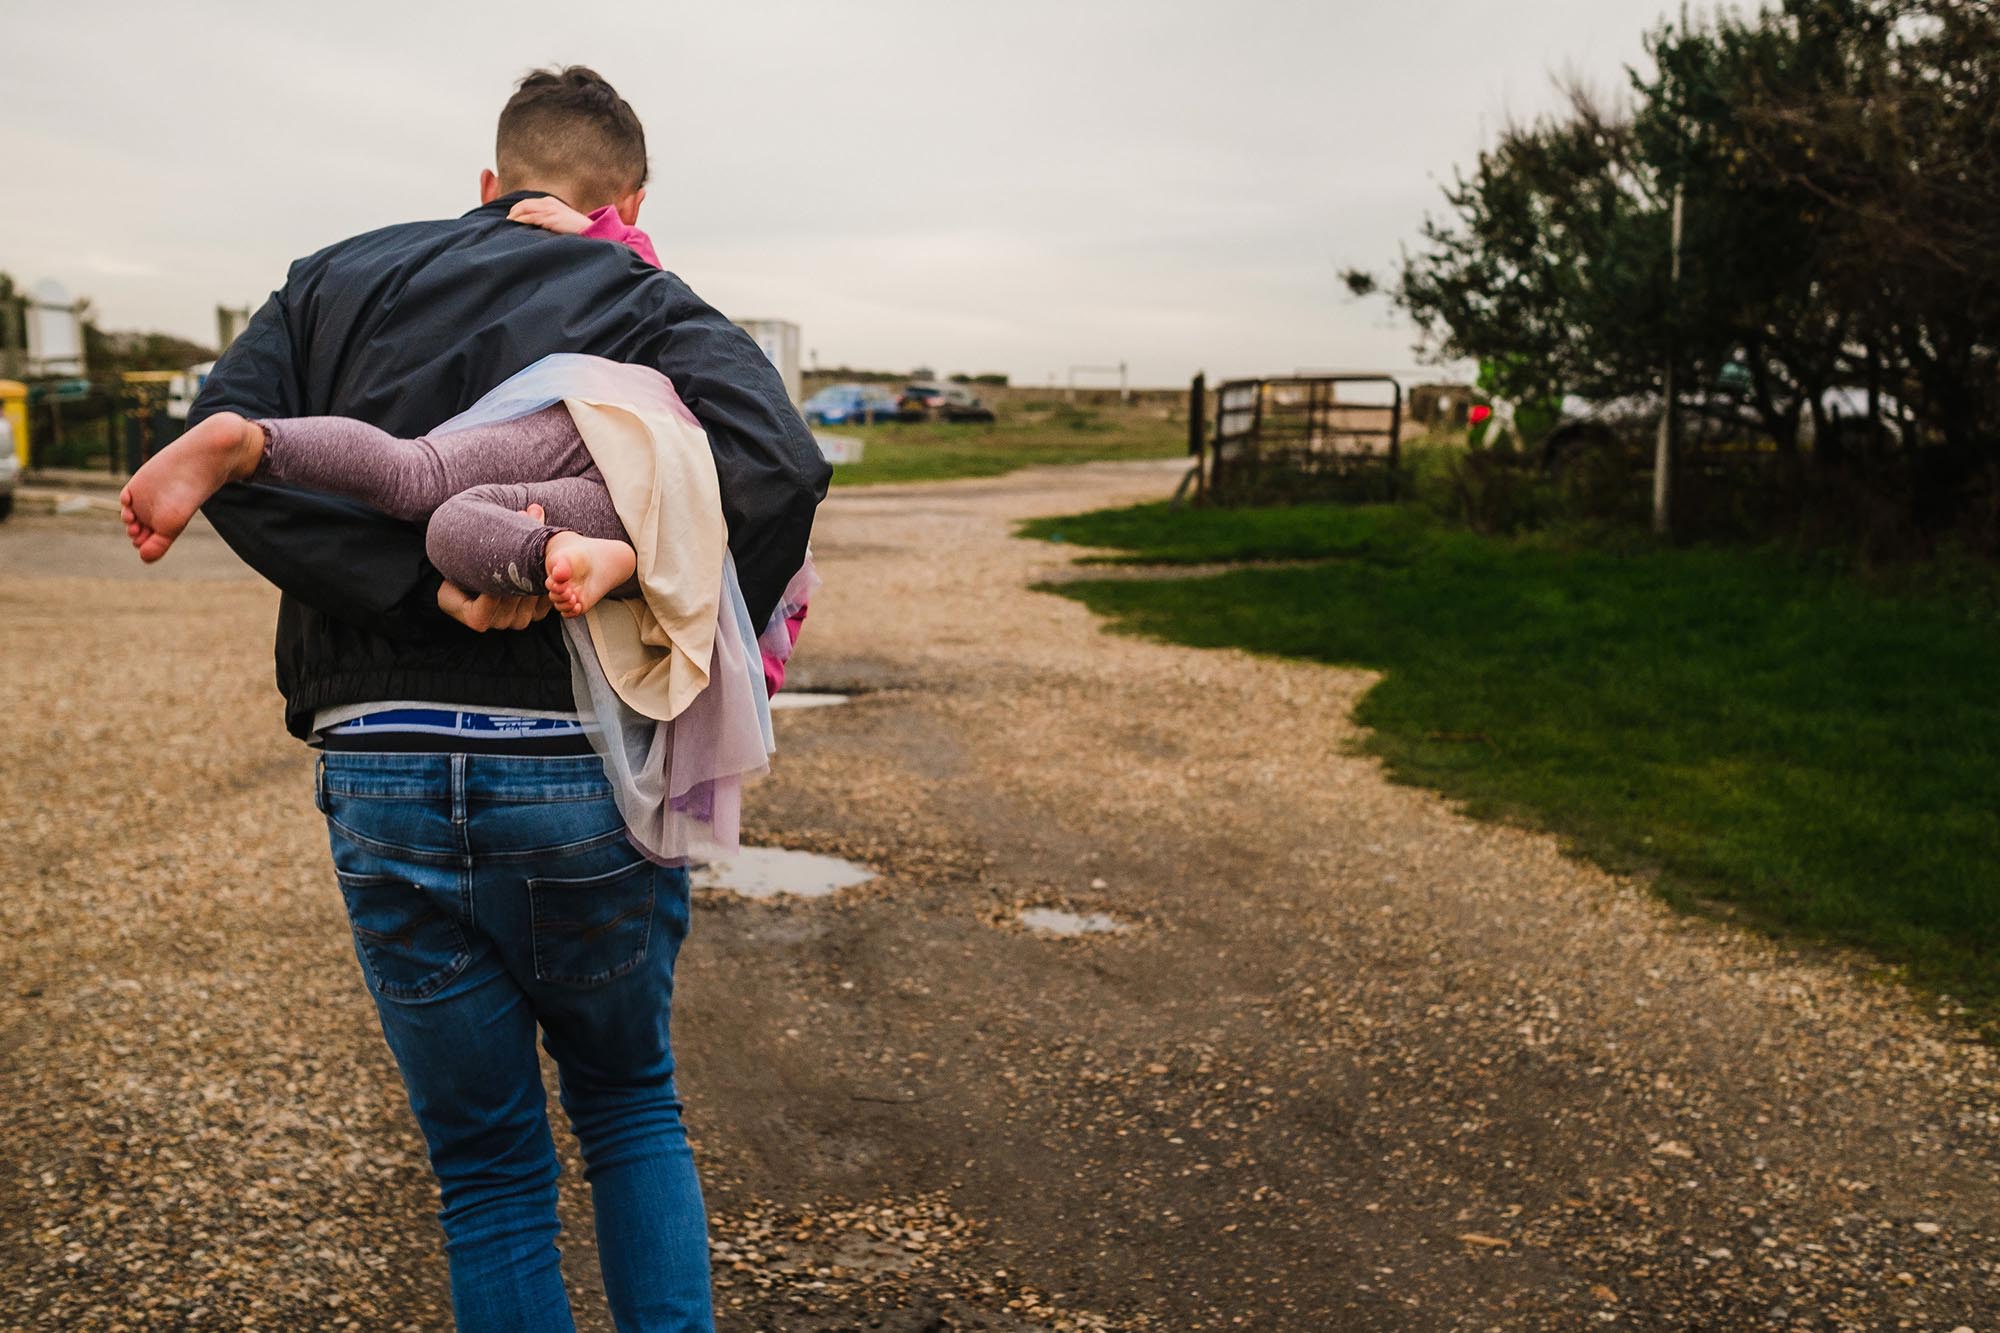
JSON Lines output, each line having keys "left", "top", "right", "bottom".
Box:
{"left": 507, "top": 196, "right": 592, "bottom": 235}
{"left": 437, "top": 582, "right": 552, "bottom": 632}
{"left": 431, "top": 503, "right": 561, "bottom": 629}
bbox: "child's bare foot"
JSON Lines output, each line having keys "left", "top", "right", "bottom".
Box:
{"left": 119, "top": 412, "right": 265, "bottom": 562}
{"left": 544, "top": 532, "right": 637, "bottom": 617}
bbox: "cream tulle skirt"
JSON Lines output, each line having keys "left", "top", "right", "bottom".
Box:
{"left": 433, "top": 355, "right": 779, "bottom": 865}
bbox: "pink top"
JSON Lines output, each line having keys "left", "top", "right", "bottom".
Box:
{"left": 760, "top": 606, "right": 807, "bottom": 697}
{"left": 580, "top": 206, "right": 663, "bottom": 269}
{"left": 579, "top": 205, "right": 810, "bottom": 696}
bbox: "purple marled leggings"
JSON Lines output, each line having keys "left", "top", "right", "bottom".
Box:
{"left": 253, "top": 404, "right": 628, "bottom": 596}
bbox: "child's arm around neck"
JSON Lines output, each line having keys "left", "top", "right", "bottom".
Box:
{"left": 506, "top": 195, "right": 661, "bottom": 269}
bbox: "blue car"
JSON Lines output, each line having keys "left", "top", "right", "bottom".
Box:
{"left": 802, "top": 383, "right": 906, "bottom": 426}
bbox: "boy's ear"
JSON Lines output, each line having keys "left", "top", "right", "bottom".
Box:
{"left": 480, "top": 169, "right": 502, "bottom": 205}
{"left": 614, "top": 188, "right": 646, "bottom": 227}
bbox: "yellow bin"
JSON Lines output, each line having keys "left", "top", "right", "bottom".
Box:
{"left": 0, "top": 381, "right": 26, "bottom": 468}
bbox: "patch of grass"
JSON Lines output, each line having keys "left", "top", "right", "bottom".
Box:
{"left": 1032, "top": 500, "right": 2000, "bottom": 1027}
{"left": 1020, "top": 499, "right": 1431, "bottom": 565}
{"left": 822, "top": 407, "right": 1186, "bottom": 486}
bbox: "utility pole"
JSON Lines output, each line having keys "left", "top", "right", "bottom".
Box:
{"left": 1653, "top": 182, "right": 1684, "bottom": 537}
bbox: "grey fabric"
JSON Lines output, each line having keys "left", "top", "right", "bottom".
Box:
{"left": 256, "top": 405, "right": 628, "bottom": 597}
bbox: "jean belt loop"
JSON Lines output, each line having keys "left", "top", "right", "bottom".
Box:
{"left": 314, "top": 753, "right": 327, "bottom": 812}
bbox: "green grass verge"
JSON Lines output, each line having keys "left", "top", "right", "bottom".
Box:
{"left": 823, "top": 405, "right": 1186, "bottom": 486}
{"left": 1021, "top": 497, "right": 1437, "bottom": 564}
{"left": 1028, "top": 501, "right": 2000, "bottom": 1027}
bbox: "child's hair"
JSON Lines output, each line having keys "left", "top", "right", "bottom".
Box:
{"left": 496, "top": 65, "right": 649, "bottom": 208}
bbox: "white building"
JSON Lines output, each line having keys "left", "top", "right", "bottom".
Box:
{"left": 733, "top": 318, "right": 801, "bottom": 404}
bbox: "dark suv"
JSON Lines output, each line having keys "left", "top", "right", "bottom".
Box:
{"left": 898, "top": 381, "right": 995, "bottom": 423}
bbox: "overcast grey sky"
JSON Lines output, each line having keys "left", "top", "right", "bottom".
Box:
{"left": 5, "top": 0, "right": 1699, "bottom": 385}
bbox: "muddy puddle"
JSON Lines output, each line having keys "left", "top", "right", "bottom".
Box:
{"left": 769, "top": 691, "right": 854, "bottom": 711}
{"left": 1017, "top": 907, "right": 1132, "bottom": 937}
{"left": 693, "top": 847, "right": 876, "bottom": 900}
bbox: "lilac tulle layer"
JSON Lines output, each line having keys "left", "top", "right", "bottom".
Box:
{"left": 432, "top": 354, "right": 776, "bottom": 864}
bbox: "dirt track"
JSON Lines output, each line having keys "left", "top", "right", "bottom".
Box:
{"left": 3, "top": 464, "right": 1996, "bottom": 1330}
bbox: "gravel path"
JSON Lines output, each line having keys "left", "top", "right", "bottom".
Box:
{"left": 3, "top": 468, "right": 1995, "bottom": 1331}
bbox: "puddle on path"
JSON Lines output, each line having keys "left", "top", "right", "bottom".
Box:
{"left": 770, "top": 691, "right": 853, "bottom": 712}
{"left": 693, "top": 847, "right": 876, "bottom": 900}
{"left": 1017, "top": 907, "right": 1132, "bottom": 937}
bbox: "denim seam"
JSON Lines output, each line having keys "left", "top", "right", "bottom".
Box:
{"left": 452, "top": 755, "right": 476, "bottom": 935}
{"left": 321, "top": 811, "right": 631, "bottom": 865}
{"left": 476, "top": 825, "right": 635, "bottom": 863}
{"left": 335, "top": 871, "right": 407, "bottom": 887}
{"left": 323, "top": 813, "right": 467, "bottom": 866}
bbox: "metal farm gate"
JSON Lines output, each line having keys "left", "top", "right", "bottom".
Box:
{"left": 1195, "top": 374, "right": 1403, "bottom": 505}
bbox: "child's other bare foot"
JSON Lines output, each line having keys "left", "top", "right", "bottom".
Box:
{"left": 544, "top": 532, "right": 637, "bottom": 617}
{"left": 119, "top": 412, "right": 264, "bottom": 562}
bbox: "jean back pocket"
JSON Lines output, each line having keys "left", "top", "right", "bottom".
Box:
{"left": 336, "top": 871, "right": 473, "bottom": 1002}
{"left": 528, "top": 859, "right": 655, "bottom": 987}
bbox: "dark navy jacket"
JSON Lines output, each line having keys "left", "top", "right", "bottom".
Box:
{"left": 190, "top": 192, "right": 829, "bottom": 739}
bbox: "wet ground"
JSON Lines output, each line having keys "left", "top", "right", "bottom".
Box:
{"left": 768, "top": 693, "right": 856, "bottom": 713}
{"left": 694, "top": 848, "right": 878, "bottom": 901}
{"left": 3, "top": 467, "right": 1997, "bottom": 1331}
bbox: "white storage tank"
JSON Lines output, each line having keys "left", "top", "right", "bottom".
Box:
{"left": 734, "top": 318, "right": 801, "bottom": 404}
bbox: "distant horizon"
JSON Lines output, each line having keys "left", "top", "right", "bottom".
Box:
{"left": 5, "top": 0, "right": 1706, "bottom": 387}
{"left": 793, "top": 365, "right": 1471, "bottom": 391}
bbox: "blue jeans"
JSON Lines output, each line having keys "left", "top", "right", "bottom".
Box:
{"left": 316, "top": 750, "right": 713, "bottom": 1332}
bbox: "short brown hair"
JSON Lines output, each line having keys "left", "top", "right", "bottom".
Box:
{"left": 496, "top": 65, "right": 649, "bottom": 207}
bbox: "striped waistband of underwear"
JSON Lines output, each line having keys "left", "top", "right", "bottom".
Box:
{"left": 321, "top": 708, "right": 589, "bottom": 739}
{"left": 314, "top": 708, "right": 596, "bottom": 756}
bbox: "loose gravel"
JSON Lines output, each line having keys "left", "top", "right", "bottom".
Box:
{"left": 4, "top": 470, "right": 1997, "bottom": 1330}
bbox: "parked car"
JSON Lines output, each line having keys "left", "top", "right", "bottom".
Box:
{"left": 802, "top": 383, "right": 905, "bottom": 426}
{"left": 898, "top": 381, "right": 995, "bottom": 422}
{"left": 1806, "top": 385, "right": 1909, "bottom": 453}
{"left": 1486, "top": 382, "right": 1907, "bottom": 468}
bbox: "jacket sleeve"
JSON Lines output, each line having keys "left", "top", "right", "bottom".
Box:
{"left": 189, "top": 286, "right": 445, "bottom": 633}
{"left": 651, "top": 277, "right": 830, "bottom": 628}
